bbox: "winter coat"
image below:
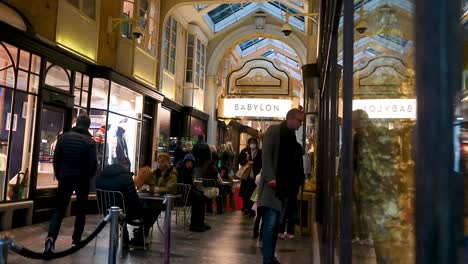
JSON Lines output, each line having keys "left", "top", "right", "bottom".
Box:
{"left": 192, "top": 140, "right": 211, "bottom": 168}
{"left": 257, "top": 122, "right": 304, "bottom": 212}
{"left": 152, "top": 167, "right": 178, "bottom": 195}
{"left": 96, "top": 164, "right": 142, "bottom": 219}
{"left": 53, "top": 126, "right": 97, "bottom": 181}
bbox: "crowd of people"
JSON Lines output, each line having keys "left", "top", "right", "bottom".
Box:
{"left": 43, "top": 108, "right": 306, "bottom": 264}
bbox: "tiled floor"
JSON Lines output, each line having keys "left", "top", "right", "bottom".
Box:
{"left": 2, "top": 211, "right": 315, "bottom": 263}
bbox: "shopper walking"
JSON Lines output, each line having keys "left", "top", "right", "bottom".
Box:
{"left": 257, "top": 108, "right": 304, "bottom": 264}
{"left": 44, "top": 114, "right": 97, "bottom": 254}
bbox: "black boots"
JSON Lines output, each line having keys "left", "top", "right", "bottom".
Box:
{"left": 44, "top": 236, "right": 55, "bottom": 255}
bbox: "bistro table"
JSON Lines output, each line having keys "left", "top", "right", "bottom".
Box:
{"left": 137, "top": 192, "right": 181, "bottom": 264}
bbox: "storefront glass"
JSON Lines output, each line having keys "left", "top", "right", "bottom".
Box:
{"left": 0, "top": 42, "right": 39, "bottom": 200}
{"left": 45, "top": 63, "right": 71, "bottom": 92}
{"left": 339, "top": 2, "right": 416, "bottom": 262}
{"left": 158, "top": 107, "right": 171, "bottom": 154}
{"left": 91, "top": 79, "right": 143, "bottom": 174}
{"left": 36, "top": 107, "right": 65, "bottom": 189}
{"left": 189, "top": 116, "right": 206, "bottom": 142}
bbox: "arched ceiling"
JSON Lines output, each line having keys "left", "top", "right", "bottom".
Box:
{"left": 172, "top": 1, "right": 311, "bottom": 41}
{"left": 233, "top": 37, "right": 302, "bottom": 80}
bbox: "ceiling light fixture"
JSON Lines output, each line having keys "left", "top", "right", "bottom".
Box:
{"left": 254, "top": 11, "right": 266, "bottom": 30}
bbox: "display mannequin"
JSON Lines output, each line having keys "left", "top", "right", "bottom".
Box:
{"left": 111, "top": 119, "right": 131, "bottom": 171}
{"left": 94, "top": 124, "right": 107, "bottom": 169}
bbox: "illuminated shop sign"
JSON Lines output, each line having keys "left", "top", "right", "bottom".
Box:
{"left": 222, "top": 98, "right": 292, "bottom": 118}
{"left": 352, "top": 99, "right": 417, "bottom": 119}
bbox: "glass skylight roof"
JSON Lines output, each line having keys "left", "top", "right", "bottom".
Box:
{"left": 203, "top": 2, "right": 305, "bottom": 33}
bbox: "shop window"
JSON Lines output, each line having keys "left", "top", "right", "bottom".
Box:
{"left": 0, "top": 43, "right": 16, "bottom": 88}
{"left": 0, "top": 42, "right": 40, "bottom": 201}
{"left": 45, "top": 64, "right": 71, "bottom": 92}
{"left": 158, "top": 107, "right": 171, "bottom": 154}
{"left": 36, "top": 107, "right": 65, "bottom": 189}
{"left": 162, "top": 16, "right": 177, "bottom": 75}
{"left": 65, "top": 0, "right": 96, "bottom": 20}
{"left": 185, "top": 33, "right": 206, "bottom": 89}
{"left": 109, "top": 82, "right": 143, "bottom": 119}
{"left": 91, "top": 78, "right": 110, "bottom": 109}
{"left": 105, "top": 113, "right": 141, "bottom": 173}
{"left": 0, "top": 89, "right": 13, "bottom": 201}
{"left": 7, "top": 92, "right": 37, "bottom": 198}
{"left": 89, "top": 109, "right": 108, "bottom": 174}
{"left": 89, "top": 79, "right": 143, "bottom": 174}
{"left": 73, "top": 72, "right": 90, "bottom": 108}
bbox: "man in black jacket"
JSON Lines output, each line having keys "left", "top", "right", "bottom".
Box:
{"left": 192, "top": 134, "right": 211, "bottom": 179}
{"left": 96, "top": 164, "right": 160, "bottom": 245}
{"left": 44, "top": 114, "right": 97, "bottom": 254}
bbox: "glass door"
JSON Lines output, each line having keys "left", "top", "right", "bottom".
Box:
{"left": 36, "top": 106, "right": 67, "bottom": 189}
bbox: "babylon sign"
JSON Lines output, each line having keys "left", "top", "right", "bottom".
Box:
{"left": 352, "top": 99, "right": 417, "bottom": 119}
{"left": 222, "top": 98, "right": 292, "bottom": 118}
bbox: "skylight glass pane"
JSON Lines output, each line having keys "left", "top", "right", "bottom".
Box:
{"left": 207, "top": 3, "right": 251, "bottom": 24}
{"left": 239, "top": 38, "right": 265, "bottom": 50}
{"left": 289, "top": 0, "right": 304, "bottom": 8}
{"left": 268, "top": 1, "right": 304, "bottom": 22}
{"left": 377, "top": 34, "right": 409, "bottom": 47}
{"left": 261, "top": 50, "right": 275, "bottom": 57}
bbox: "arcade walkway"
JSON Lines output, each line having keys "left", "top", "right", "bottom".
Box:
{"left": 2, "top": 211, "right": 315, "bottom": 263}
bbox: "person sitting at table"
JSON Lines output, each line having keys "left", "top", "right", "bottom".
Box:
{"left": 133, "top": 153, "right": 178, "bottom": 244}
{"left": 203, "top": 160, "right": 225, "bottom": 214}
{"left": 96, "top": 164, "right": 159, "bottom": 247}
{"left": 177, "top": 154, "right": 211, "bottom": 232}
{"left": 219, "top": 166, "right": 234, "bottom": 210}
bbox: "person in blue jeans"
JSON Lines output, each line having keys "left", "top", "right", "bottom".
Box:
{"left": 257, "top": 108, "right": 305, "bottom": 264}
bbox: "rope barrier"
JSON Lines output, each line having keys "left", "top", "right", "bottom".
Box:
{"left": 8, "top": 216, "right": 109, "bottom": 260}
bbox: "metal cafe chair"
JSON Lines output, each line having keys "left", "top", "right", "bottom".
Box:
{"left": 174, "top": 183, "right": 191, "bottom": 228}
{"left": 95, "top": 189, "right": 147, "bottom": 257}
{"left": 155, "top": 185, "right": 191, "bottom": 236}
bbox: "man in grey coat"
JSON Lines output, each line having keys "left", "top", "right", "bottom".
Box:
{"left": 257, "top": 108, "right": 304, "bottom": 264}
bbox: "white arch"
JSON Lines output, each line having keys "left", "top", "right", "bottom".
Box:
{"left": 206, "top": 24, "right": 307, "bottom": 76}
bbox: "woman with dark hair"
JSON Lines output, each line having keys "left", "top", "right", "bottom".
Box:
{"left": 238, "top": 137, "right": 262, "bottom": 217}
{"left": 203, "top": 160, "right": 224, "bottom": 214}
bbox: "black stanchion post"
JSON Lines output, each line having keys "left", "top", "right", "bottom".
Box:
{"left": 0, "top": 237, "right": 9, "bottom": 264}
{"left": 108, "top": 207, "right": 121, "bottom": 264}
{"left": 164, "top": 195, "right": 173, "bottom": 264}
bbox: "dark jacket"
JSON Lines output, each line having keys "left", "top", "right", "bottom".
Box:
{"left": 192, "top": 140, "right": 211, "bottom": 167}
{"left": 53, "top": 126, "right": 97, "bottom": 181}
{"left": 177, "top": 166, "right": 194, "bottom": 188}
{"left": 173, "top": 147, "right": 185, "bottom": 167}
{"left": 276, "top": 122, "right": 304, "bottom": 199}
{"left": 96, "top": 164, "right": 142, "bottom": 219}
{"left": 238, "top": 147, "right": 262, "bottom": 177}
